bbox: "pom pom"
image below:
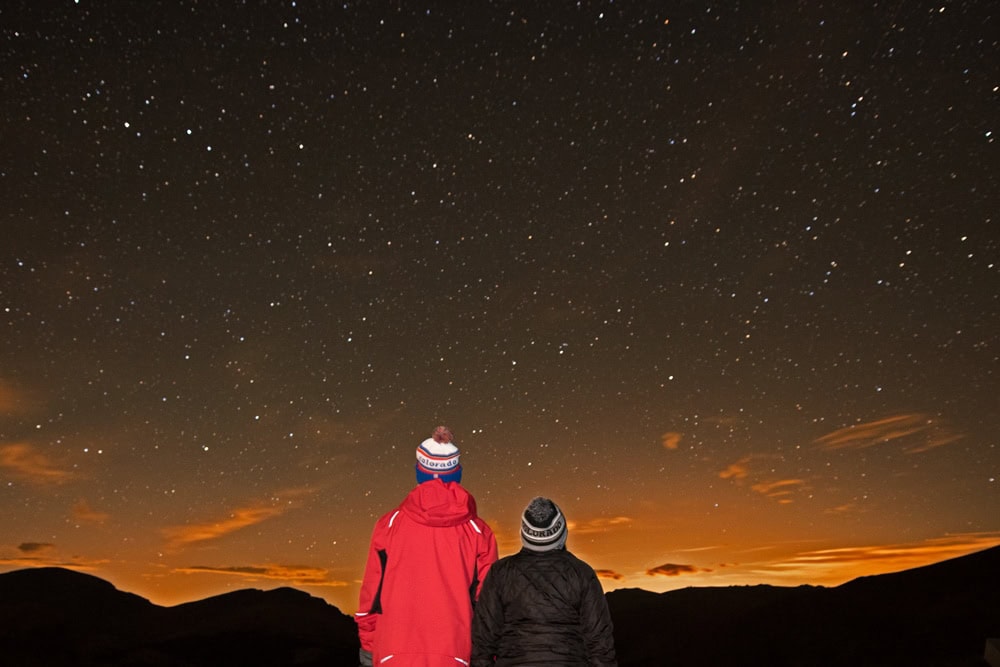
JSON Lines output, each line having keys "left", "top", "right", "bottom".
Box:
{"left": 525, "top": 497, "right": 558, "bottom": 526}
{"left": 432, "top": 425, "right": 453, "bottom": 444}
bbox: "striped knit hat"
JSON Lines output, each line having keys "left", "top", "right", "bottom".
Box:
{"left": 521, "top": 497, "right": 567, "bottom": 552}
{"left": 415, "top": 425, "right": 462, "bottom": 484}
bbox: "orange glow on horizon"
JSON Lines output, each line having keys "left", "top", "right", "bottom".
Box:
{"left": 6, "top": 529, "right": 998, "bottom": 615}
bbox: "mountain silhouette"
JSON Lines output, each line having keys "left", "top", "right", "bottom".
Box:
{"left": 1, "top": 546, "right": 998, "bottom": 666}
{"left": 608, "top": 544, "right": 1000, "bottom": 666}
{"left": 0, "top": 567, "right": 357, "bottom": 666}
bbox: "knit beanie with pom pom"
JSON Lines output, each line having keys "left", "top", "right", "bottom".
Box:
{"left": 521, "top": 497, "right": 567, "bottom": 552}
{"left": 415, "top": 425, "right": 462, "bottom": 484}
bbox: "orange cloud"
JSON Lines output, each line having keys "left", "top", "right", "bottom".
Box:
{"left": 719, "top": 457, "right": 805, "bottom": 503}
{"left": 0, "top": 554, "right": 109, "bottom": 569}
{"left": 162, "top": 504, "right": 289, "bottom": 548}
{"left": 0, "top": 443, "right": 74, "bottom": 485}
{"left": 0, "top": 382, "right": 19, "bottom": 413}
{"left": 661, "top": 432, "right": 682, "bottom": 450}
{"left": 824, "top": 503, "right": 857, "bottom": 515}
{"left": 73, "top": 499, "right": 109, "bottom": 524}
{"left": 595, "top": 569, "right": 625, "bottom": 581}
{"left": 569, "top": 516, "right": 634, "bottom": 534}
{"left": 646, "top": 562, "right": 710, "bottom": 577}
{"left": 751, "top": 479, "right": 806, "bottom": 503}
{"left": 814, "top": 414, "right": 962, "bottom": 453}
{"left": 757, "top": 533, "right": 1000, "bottom": 578}
{"left": 0, "top": 380, "right": 38, "bottom": 415}
{"left": 18, "top": 542, "right": 55, "bottom": 553}
{"left": 173, "top": 564, "right": 350, "bottom": 588}
{"left": 719, "top": 456, "right": 751, "bottom": 480}
{"left": 790, "top": 535, "right": 1000, "bottom": 566}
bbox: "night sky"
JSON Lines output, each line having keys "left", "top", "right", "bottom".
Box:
{"left": 1, "top": 1, "right": 997, "bottom": 613}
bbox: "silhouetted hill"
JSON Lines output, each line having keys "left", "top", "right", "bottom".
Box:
{"left": 0, "top": 568, "right": 357, "bottom": 666}
{"left": 161, "top": 586, "right": 357, "bottom": 666}
{"left": 1, "top": 546, "right": 997, "bottom": 666}
{"left": 608, "top": 544, "right": 1000, "bottom": 666}
{"left": 0, "top": 567, "right": 165, "bottom": 666}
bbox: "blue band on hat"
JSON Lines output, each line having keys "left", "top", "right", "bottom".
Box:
{"left": 415, "top": 464, "right": 462, "bottom": 485}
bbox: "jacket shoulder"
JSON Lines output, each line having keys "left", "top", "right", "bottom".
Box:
{"left": 372, "top": 504, "right": 405, "bottom": 530}
{"left": 469, "top": 514, "right": 494, "bottom": 535}
{"left": 562, "top": 549, "right": 600, "bottom": 576}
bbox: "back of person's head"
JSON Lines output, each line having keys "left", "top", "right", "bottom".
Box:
{"left": 415, "top": 425, "right": 462, "bottom": 484}
{"left": 521, "top": 496, "right": 567, "bottom": 551}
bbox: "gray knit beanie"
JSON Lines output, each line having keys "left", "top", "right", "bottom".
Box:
{"left": 521, "top": 497, "right": 568, "bottom": 552}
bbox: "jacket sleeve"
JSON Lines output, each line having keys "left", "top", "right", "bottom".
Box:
{"left": 355, "top": 516, "right": 389, "bottom": 652}
{"left": 474, "top": 520, "right": 499, "bottom": 599}
{"left": 470, "top": 563, "right": 503, "bottom": 666}
{"left": 580, "top": 567, "right": 617, "bottom": 666}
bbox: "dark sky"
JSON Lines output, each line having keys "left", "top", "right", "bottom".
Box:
{"left": 1, "top": 0, "right": 997, "bottom": 611}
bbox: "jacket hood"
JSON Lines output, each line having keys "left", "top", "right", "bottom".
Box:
{"left": 401, "top": 479, "right": 477, "bottom": 527}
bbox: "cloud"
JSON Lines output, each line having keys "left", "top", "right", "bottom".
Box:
{"left": 788, "top": 534, "right": 1000, "bottom": 566}
{"left": 752, "top": 533, "right": 1000, "bottom": 580}
{"left": 0, "top": 443, "right": 74, "bottom": 485}
{"left": 173, "top": 564, "right": 350, "bottom": 588}
{"left": 646, "top": 562, "right": 711, "bottom": 577}
{"left": 0, "top": 379, "right": 38, "bottom": 415}
{"left": 906, "top": 430, "right": 964, "bottom": 454}
{"left": 719, "top": 456, "right": 751, "bottom": 480}
{"left": 675, "top": 544, "right": 726, "bottom": 553}
{"left": 569, "top": 516, "right": 634, "bottom": 534}
{"left": 824, "top": 503, "right": 857, "bottom": 515}
{"left": 661, "top": 432, "right": 682, "bottom": 450}
{"left": 0, "top": 554, "right": 108, "bottom": 569}
{"left": 162, "top": 504, "right": 289, "bottom": 549}
{"left": 72, "top": 499, "right": 109, "bottom": 524}
{"left": 595, "top": 569, "right": 625, "bottom": 581}
{"left": 719, "top": 456, "right": 805, "bottom": 503}
{"left": 751, "top": 479, "right": 806, "bottom": 504}
{"left": 0, "top": 382, "right": 20, "bottom": 414}
{"left": 814, "top": 414, "right": 962, "bottom": 453}
{"left": 18, "top": 542, "right": 55, "bottom": 553}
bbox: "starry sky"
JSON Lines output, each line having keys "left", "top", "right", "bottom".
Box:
{"left": 1, "top": 0, "right": 997, "bottom": 613}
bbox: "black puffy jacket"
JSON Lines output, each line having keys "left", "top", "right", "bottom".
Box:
{"left": 471, "top": 548, "right": 617, "bottom": 666}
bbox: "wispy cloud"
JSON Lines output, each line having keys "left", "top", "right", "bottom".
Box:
{"left": 751, "top": 479, "right": 806, "bottom": 504}
{"left": 0, "top": 381, "right": 16, "bottom": 413}
{"left": 789, "top": 534, "right": 1000, "bottom": 566}
{"left": 646, "top": 562, "right": 712, "bottom": 577}
{"left": 72, "top": 499, "right": 109, "bottom": 524}
{"left": 595, "top": 569, "right": 625, "bottom": 581}
{"left": 719, "top": 456, "right": 751, "bottom": 480}
{"left": 753, "top": 533, "right": 1000, "bottom": 579}
{"left": 0, "top": 554, "right": 108, "bottom": 569}
{"left": 661, "top": 432, "right": 682, "bottom": 450}
{"left": 162, "top": 505, "right": 289, "bottom": 549}
{"left": 161, "top": 488, "right": 317, "bottom": 549}
{"left": 173, "top": 564, "right": 350, "bottom": 588}
{"left": 18, "top": 542, "right": 55, "bottom": 554}
{"left": 814, "top": 414, "right": 962, "bottom": 453}
{"left": 0, "top": 379, "right": 38, "bottom": 415}
{"left": 824, "top": 503, "right": 857, "bottom": 515}
{"left": 0, "top": 443, "right": 74, "bottom": 485}
{"left": 675, "top": 545, "right": 726, "bottom": 553}
{"left": 718, "top": 456, "right": 805, "bottom": 503}
{"left": 570, "top": 516, "right": 634, "bottom": 534}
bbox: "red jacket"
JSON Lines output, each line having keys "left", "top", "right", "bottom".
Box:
{"left": 356, "top": 480, "right": 498, "bottom": 665}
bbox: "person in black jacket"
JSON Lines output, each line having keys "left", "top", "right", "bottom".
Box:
{"left": 471, "top": 496, "right": 617, "bottom": 666}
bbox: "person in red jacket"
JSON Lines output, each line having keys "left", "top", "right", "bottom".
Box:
{"left": 355, "top": 426, "right": 498, "bottom": 666}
